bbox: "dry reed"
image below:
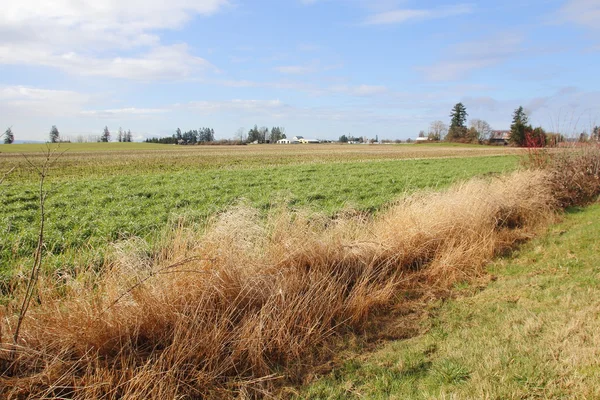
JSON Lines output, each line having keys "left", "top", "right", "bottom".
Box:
{"left": 0, "top": 168, "right": 570, "bottom": 398}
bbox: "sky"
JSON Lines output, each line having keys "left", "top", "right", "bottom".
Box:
{"left": 1, "top": 0, "right": 599, "bottom": 142}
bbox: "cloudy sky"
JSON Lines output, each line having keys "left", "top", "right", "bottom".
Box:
{"left": 1, "top": 0, "right": 599, "bottom": 141}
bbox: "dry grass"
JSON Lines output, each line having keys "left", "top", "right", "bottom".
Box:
{"left": 0, "top": 167, "right": 559, "bottom": 399}
{"left": 301, "top": 202, "right": 600, "bottom": 399}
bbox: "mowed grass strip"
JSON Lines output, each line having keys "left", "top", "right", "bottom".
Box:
{"left": 300, "top": 203, "right": 600, "bottom": 400}
{"left": 0, "top": 156, "right": 518, "bottom": 280}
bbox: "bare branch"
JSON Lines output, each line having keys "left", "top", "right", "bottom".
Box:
{"left": 0, "top": 166, "right": 15, "bottom": 185}
{"left": 12, "top": 144, "right": 67, "bottom": 348}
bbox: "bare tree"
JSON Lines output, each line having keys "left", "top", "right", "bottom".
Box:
{"left": 429, "top": 120, "right": 448, "bottom": 141}
{"left": 469, "top": 119, "right": 492, "bottom": 142}
{"left": 259, "top": 126, "right": 269, "bottom": 143}
{"left": 235, "top": 127, "right": 245, "bottom": 142}
{"left": 13, "top": 145, "right": 65, "bottom": 348}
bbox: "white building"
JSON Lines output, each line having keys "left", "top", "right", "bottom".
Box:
{"left": 293, "top": 136, "right": 320, "bottom": 144}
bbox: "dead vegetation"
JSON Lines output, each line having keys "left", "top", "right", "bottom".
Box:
{"left": 1, "top": 148, "right": 599, "bottom": 399}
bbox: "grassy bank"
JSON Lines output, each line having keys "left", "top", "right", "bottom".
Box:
{"left": 301, "top": 203, "right": 600, "bottom": 399}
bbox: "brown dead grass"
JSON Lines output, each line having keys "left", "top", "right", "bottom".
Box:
{"left": 0, "top": 167, "right": 561, "bottom": 399}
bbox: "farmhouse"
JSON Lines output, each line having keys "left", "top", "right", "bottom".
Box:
{"left": 277, "top": 137, "right": 300, "bottom": 144}
{"left": 294, "top": 136, "right": 320, "bottom": 144}
{"left": 490, "top": 130, "right": 510, "bottom": 145}
{"left": 415, "top": 137, "right": 432, "bottom": 143}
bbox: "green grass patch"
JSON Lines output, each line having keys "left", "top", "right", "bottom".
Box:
{"left": 300, "top": 203, "right": 600, "bottom": 399}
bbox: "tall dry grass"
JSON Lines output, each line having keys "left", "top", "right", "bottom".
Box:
{"left": 5, "top": 145, "right": 600, "bottom": 399}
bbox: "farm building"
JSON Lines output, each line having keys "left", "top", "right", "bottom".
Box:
{"left": 295, "top": 136, "right": 320, "bottom": 144}
{"left": 490, "top": 130, "right": 510, "bottom": 145}
{"left": 277, "top": 138, "right": 299, "bottom": 144}
{"left": 415, "top": 137, "right": 432, "bottom": 143}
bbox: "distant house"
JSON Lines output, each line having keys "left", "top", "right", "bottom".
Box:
{"left": 277, "top": 138, "right": 298, "bottom": 144}
{"left": 415, "top": 137, "right": 431, "bottom": 143}
{"left": 300, "top": 139, "right": 320, "bottom": 144}
{"left": 490, "top": 130, "right": 510, "bottom": 145}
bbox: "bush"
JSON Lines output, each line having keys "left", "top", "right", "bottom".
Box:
{"left": 549, "top": 146, "right": 600, "bottom": 207}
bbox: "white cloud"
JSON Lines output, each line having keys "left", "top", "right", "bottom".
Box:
{"left": 217, "top": 78, "right": 387, "bottom": 97}
{"left": 186, "top": 99, "right": 287, "bottom": 114}
{"left": 364, "top": 3, "right": 473, "bottom": 25}
{"left": 0, "top": 86, "right": 89, "bottom": 117}
{"left": 0, "top": 0, "right": 228, "bottom": 79}
{"left": 80, "top": 107, "right": 169, "bottom": 118}
{"left": 418, "top": 33, "right": 524, "bottom": 81}
{"left": 0, "top": 44, "right": 215, "bottom": 81}
{"left": 558, "top": 0, "right": 600, "bottom": 29}
{"left": 2, "top": 0, "right": 228, "bottom": 31}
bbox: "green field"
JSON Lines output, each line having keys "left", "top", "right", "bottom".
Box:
{"left": 300, "top": 204, "right": 600, "bottom": 399}
{"left": 1, "top": 143, "right": 522, "bottom": 181}
{"left": 0, "top": 144, "right": 519, "bottom": 288}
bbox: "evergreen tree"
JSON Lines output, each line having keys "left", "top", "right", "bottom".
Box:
{"left": 450, "top": 103, "right": 468, "bottom": 128}
{"left": 447, "top": 103, "right": 468, "bottom": 141}
{"left": 117, "top": 127, "right": 123, "bottom": 142}
{"left": 101, "top": 126, "right": 111, "bottom": 142}
{"left": 125, "top": 129, "right": 132, "bottom": 142}
{"left": 339, "top": 135, "right": 348, "bottom": 143}
{"left": 49, "top": 125, "right": 60, "bottom": 143}
{"left": 3, "top": 127, "right": 14, "bottom": 144}
{"left": 509, "top": 106, "right": 530, "bottom": 146}
{"left": 176, "top": 128, "right": 182, "bottom": 141}
{"left": 247, "top": 125, "right": 261, "bottom": 143}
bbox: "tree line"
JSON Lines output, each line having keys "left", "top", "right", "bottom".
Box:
{"left": 146, "top": 125, "right": 287, "bottom": 145}
{"left": 145, "top": 127, "right": 216, "bottom": 144}
{"left": 245, "top": 126, "right": 286, "bottom": 143}
{"left": 46, "top": 126, "right": 134, "bottom": 143}
{"left": 102, "top": 126, "right": 133, "bottom": 142}
{"left": 425, "top": 103, "right": 599, "bottom": 147}
{"left": 338, "top": 135, "right": 379, "bottom": 143}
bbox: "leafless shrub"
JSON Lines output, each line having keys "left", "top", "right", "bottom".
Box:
{"left": 549, "top": 145, "right": 600, "bottom": 207}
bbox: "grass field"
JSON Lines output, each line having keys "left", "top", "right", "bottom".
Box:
{"left": 0, "top": 143, "right": 522, "bottom": 181}
{"left": 0, "top": 144, "right": 519, "bottom": 286}
{"left": 1, "top": 144, "right": 599, "bottom": 399}
{"left": 300, "top": 204, "right": 600, "bottom": 399}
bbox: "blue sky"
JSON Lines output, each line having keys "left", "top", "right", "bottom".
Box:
{"left": 1, "top": 0, "right": 599, "bottom": 141}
